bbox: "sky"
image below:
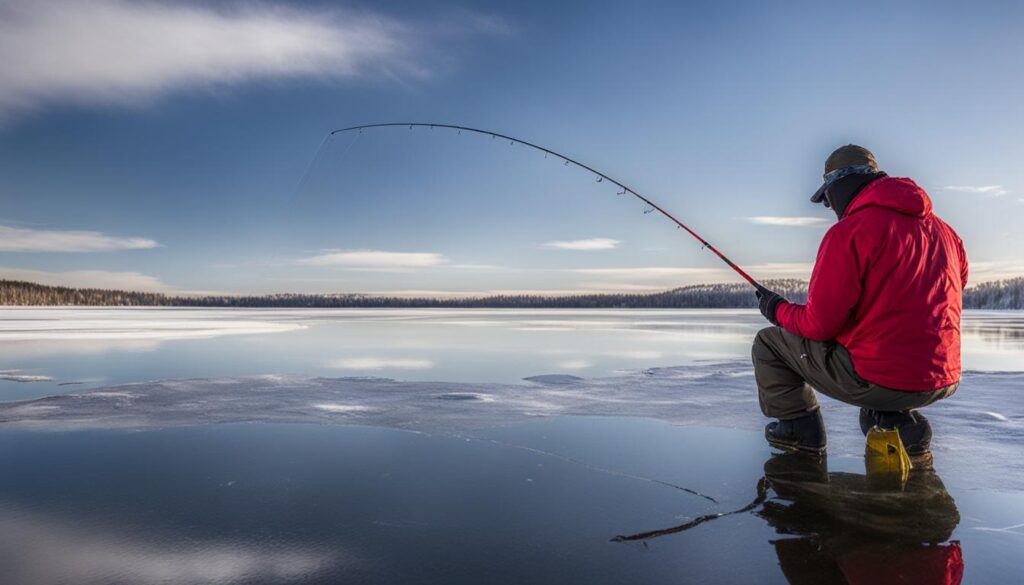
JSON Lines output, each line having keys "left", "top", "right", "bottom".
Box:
{"left": 1, "top": 0, "right": 1022, "bottom": 296}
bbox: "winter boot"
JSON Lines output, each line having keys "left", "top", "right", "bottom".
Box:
{"left": 860, "top": 408, "right": 932, "bottom": 463}
{"left": 765, "top": 410, "right": 826, "bottom": 454}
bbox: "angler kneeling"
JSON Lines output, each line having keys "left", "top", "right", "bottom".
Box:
{"left": 752, "top": 145, "right": 966, "bottom": 462}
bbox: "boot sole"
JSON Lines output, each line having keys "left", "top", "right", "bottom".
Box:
{"left": 765, "top": 435, "right": 827, "bottom": 455}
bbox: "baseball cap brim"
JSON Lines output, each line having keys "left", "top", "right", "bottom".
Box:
{"left": 809, "top": 164, "right": 879, "bottom": 204}
{"left": 810, "top": 181, "right": 830, "bottom": 203}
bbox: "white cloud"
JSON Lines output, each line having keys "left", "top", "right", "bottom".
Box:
{"left": 0, "top": 224, "right": 160, "bottom": 252}
{"left": 352, "top": 262, "right": 815, "bottom": 296}
{"left": 745, "top": 216, "right": 829, "bottom": 227}
{"left": 362, "top": 288, "right": 599, "bottom": 298}
{"left": 942, "top": 185, "right": 1008, "bottom": 197}
{"left": 573, "top": 266, "right": 728, "bottom": 280}
{"left": 298, "top": 249, "right": 446, "bottom": 270}
{"left": 328, "top": 357, "right": 434, "bottom": 370}
{"left": 572, "top": 262, "right": 813, "bottom": 287}
{"left": 753, "top": 262, "right": 817, "bottom": 275}
{"left": 449, "top": 263, "right": 504, "bottom": 270}
{"left": 542, "top": 238, "right": 621, "bottom": 251}
{"left": 0, "top": 266, "right": 171, "bottom": 291}
{"left": 0, "top": 0, "right": 419, "bottom": 116}
{"left": 968, "top": 260, "right": 1024, "bottom": 283}
{"left": 577, "top": 282, "right": 668, "bottom": 292}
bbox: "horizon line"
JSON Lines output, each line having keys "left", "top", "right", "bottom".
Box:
{"left": 5, "top": 276, "right": 1023, "bottom": 300}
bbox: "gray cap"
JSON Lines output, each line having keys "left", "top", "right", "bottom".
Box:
{"left": 810, "top": 145, "right": 879, "bottom": 203}
{"left": 824, "top": 144, "right": 877, "bottom": 175}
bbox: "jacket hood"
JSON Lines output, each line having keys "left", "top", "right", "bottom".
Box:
{"left": 844, "top": 177, "right": 932, "bottom": 218}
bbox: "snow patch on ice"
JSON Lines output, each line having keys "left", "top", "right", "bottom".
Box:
{"left": 0, "top": 309, "right": 305, "bottom": 346}
{"left": 5, "top": 404, "right": 60, "bottom": 415}
{"left": 0, "top": 370, "right": 52, "bottom": 383}
{"left": 313, "top": 403, "right": 374, "bottom": 414}
{"left": 77, "top": 391, "right": 136, "bottom": 399}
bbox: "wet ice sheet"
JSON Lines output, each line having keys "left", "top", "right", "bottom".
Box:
{"left": 0, "top": 421, "right": 788, "bottom": 584}
{"left": 0, "top": 418, "right": 1019, "bottom": 584}
{"left": 3, "top": 309, "right": 1021, "bottom": 402}
{"left": 2, "top": 361, "right": 1022, "bottom": 490}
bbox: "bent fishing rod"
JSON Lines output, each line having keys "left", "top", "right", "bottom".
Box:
{"left": 327, "top": 123, "right": 762, "bottom": 289}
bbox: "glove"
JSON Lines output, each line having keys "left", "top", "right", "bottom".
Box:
{"left": 755, "top": 285, "right": 786, "bottom": 325}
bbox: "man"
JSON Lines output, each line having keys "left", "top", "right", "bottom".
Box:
{"left": 752, "top": 145, "right": 967, "bottom": 460}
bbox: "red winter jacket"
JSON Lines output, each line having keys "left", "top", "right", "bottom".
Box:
{"left": 776, "top": 177, "right": 967, "bottom": 391}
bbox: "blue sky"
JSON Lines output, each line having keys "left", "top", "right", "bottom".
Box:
{"left": 1, "top": 0, "right": 1022, "bottom": 295}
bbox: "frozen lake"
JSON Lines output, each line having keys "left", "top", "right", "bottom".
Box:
{"left": 2, "top": 307, "right": 1023, "bottom": 400}
{"left": 0, "top": 308, "right": 1022, "bottom": 583}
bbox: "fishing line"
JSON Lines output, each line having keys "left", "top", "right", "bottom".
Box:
{"left": 337, "top": 129, "right": 363, "bottom": 160}
{"left": 292, "top": 130, "right": 362, "bottom": 200}
{"left": 322, "top": 122, "right": 762, "bottom": 289}
{"left": 291, "top": 133, "right": 330, "bottom": 199}
{"left": 462, "top": 435, "right": 719, "bottom": 504}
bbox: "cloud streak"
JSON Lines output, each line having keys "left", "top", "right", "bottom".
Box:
{"left": 571, "top": 263, "right": 813, "bottom": 286}
{"left": 298, "top": 249, "right": 446, "bottom": 270}
{"left": 0, "top": 0, "right": 419, "bottom": 116}
{"left": 967, "top": 260, "right": 1024, "bottom": 283}
{"left": 0, "top": 266, "right": 171, "bottom": 292}
{"left": 942, "top": 185, "right": 1007, "bottom": 197}
{"left": 0, "top": 224, "right": 160, "bottom": 252}
{"left": 542, "top": 238, "right": 621, "bottom": 250}
{"left": 745, "top": 216, "right": 830, "bottom": 227}
{"left": 574, "top": 266, "right": 722, "bottom": 279}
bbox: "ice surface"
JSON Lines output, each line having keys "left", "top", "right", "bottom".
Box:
{"left": 523, "top": 374, "right": 584, "bottom": 385}
{"left": 2, "top": 361, "right": 1021, "bottom": 489}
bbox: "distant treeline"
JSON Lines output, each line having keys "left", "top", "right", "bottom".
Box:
{"left": 963, "top": 277, "right": 1024, "bottom": 310}
{"left": 2, "top": 277, "right": 1022, "bottom": 309}
{"left": 1, "top": 279, "right": 807, "bottom": 308}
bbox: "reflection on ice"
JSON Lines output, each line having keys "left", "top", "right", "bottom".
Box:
{"left": 327, "top": 357, "right": 434, "bottom": 370}
{"left": 2, "top": 338, "right": 164, "bottom": 361}
{"left": 759, "top": 453, "right": 962, "bottom": 584}
{"left": 0, "top": 505, "right": 341, "bottom": 585}
{"left": 556, "top": 360, "right": 592, "bottom": 369}
{"left": 613, "top": 451, "right": 964, "bottom": 583}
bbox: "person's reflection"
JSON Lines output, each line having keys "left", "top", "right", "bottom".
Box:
{"left": 759, "top": 452, "right": 963, "bottom": 585}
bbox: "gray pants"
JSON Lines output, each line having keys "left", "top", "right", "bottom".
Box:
{"left": 752, "top": 326, "right": 958, "bottom": 420}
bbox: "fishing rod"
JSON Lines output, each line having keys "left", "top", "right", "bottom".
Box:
{"left": 327, "top": 123, "right": 761, "bottom": 289}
